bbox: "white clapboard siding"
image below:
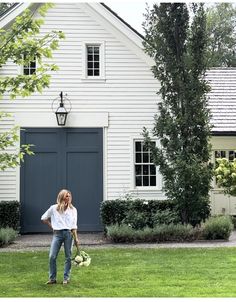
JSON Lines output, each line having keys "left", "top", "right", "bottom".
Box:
{"left": 0, "top": 3, "right": 161, "bottom": 201}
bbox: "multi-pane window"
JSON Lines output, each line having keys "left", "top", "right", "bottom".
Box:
{"left": 135, "top": 141, "right": 156, "bottom": 187}
{"left": 23, "top": 57, "right": 36, "bottom": 75}
{"left": 215, "top": 150, "right": 236, "bottom": 162}
{"left": 87, "top": 45, "right": 100, "bottom": 77}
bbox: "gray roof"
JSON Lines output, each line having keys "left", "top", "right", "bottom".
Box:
{"left": 207, "top": 68, "right": 236, "bottom": 133}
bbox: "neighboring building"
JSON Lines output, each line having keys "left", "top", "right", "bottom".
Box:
{"left": 207, "top": 68, "right": 236, "bottom": 216}
{"left": 0, "top": 3, "right": 235, "bottom": 233}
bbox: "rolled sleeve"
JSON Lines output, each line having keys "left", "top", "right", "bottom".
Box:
{"left": 71, "top": 208, "right": 78, "bottom": 229}
{"left": 41, "top": 206, "right": 53, "bottom": 221}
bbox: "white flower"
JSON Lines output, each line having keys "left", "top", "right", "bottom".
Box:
{"left": 73, "top": 250, "right": 91, "bottom": 268}
{"left": 83, "top": 258, "right": 91, "bottom": 267}
{"left": 75, "top": 255, "right": 83, "bottom": 263}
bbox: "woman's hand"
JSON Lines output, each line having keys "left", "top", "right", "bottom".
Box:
{"left": 42, "top": 219, "right": 53, "bottom": 230}
{"left": 75, "top": 239, "right": 80, "bottom": 248}
{"left": 71, "top": 229, "right": 80, "bottom": 247}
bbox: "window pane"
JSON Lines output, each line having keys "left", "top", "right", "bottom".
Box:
{"left": 94, "top": 55, "right": 99, "bottom": 61}
{"left": 87, "top": 55, "right": 93, "bottom": 61}
{"left": 136, "top": 153, "right": 141, "bottom": 163}
{"left": 221, "top": 151, "right": 226, "bottom": 158}
{"left": 30, "top": 61, "right": 36, "bottom": 68}
{"left": 94, "top": 69, "right": 100, "bottom": 76}
{"left": 150, "top": 176, "right": 156, "bottom": 186}
{"left": 135, "top": 142, "right": 141, "bottom": 152}
{"left": 24, "top": 68, "right": 29, "bottom": 75}
{"left": 94, "top": 47, "right": 99, "bottom": 54}
{"left": 136, "top": 176, "right": 142, "bottom": 186}
{"left": 143, "top": 176, "right": 149, "bottom": 186}
{"left": 229, "top": 151, "right": 235, "bottom": 161}
{"left": 143, "top": 143, "right": 149, "bottom": 152}
{"left": 150, "top": 152, "right": 154, "bottom": 163}
{"left": 94, "top": 62, "right": 99, "bottom": 69}
{"left": 135, "top": 165, "right": 142, "bottom": 176}
{"left": 150, "top": 165, "right": 156, "bottom": 175}
{"left": 87, "top": 47, "right": 93, "bottom": 53}
{"left": 215, "top": 151, "right": 221, "bottom": 159}
{"left": 143, "top": 152, "right": 149, "bottom": 163}
{"left": 143, "top": 165, "right": 149, "bottom": 175}
{"left": 88, "top": 62, "right": 93, "bottom": 68}
{"left": 87, "top": 69, "right": 93, "bottom": 76}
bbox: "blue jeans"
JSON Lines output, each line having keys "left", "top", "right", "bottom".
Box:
{"left": 49, "top": 229, "right": 73, "bottom": 281}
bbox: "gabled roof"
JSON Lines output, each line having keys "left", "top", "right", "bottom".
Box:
{"left": 1, "top": 4, "right": 235, "bottom": 135}
{"left": 0, "top": 2, "right": 153, "bottom": 66}
{"left": 207, "top": 68, "right": 236, "bottom": 134}
{"left": 100, "top": 3, "right": 144, "bottom": 40}
{"left": 0, "top": 3, "right": 19, "bottom": 19}
{"left": 0, "top": 2, "right": 31, "bottom": 27}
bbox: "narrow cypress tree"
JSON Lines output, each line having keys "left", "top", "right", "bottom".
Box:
{"left": 143, "top": 3, "right": 213, "bottom": 225}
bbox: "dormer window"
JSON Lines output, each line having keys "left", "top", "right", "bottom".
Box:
{"left": 23, "top": 57, "right": 36, "bottom": 75}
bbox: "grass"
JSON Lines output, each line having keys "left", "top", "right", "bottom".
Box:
{"left": 1, "top": 247, "right": 236, "bottom": 297}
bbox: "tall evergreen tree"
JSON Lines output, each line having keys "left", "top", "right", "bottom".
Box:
{"left": 143, "top": 3, "right": 213, "bottom": 225}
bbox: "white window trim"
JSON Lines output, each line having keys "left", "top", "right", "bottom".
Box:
{"left": 130, "top": 137, "right": 162, "bottom": 191}
{"left": 81, "top": 41, "right": 105, "bottom": 82}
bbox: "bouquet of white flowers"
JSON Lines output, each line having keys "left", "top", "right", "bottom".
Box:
{"left": 72, "top": 249, "right": 91, "bottom": 267}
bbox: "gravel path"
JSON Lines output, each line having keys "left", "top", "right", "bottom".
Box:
{"left": 1, "top": 231, "right": 236, "bottom": 252}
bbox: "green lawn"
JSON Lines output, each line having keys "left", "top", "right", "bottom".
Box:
{"left": 1, "top": 247, "right": 236, "bottom": 297}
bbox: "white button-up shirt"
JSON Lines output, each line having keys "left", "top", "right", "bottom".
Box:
{"left": 41, "top": 204, "right": 78, "bottom": 230}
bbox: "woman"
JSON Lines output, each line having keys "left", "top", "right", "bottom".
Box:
{"left": 41, "top": 189, "right": 80, "bottom": 285}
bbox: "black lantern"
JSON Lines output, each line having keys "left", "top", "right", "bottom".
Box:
{"left": 52, "top": 92, "right": 71, "bottom": 126}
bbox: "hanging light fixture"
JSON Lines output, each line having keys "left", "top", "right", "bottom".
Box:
{"left": 51, "top": 92, "right": 72, "bottom": 126}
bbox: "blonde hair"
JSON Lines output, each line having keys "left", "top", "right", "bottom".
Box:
{"left": 56, "top": 189, "right": 73, "bottom": 212}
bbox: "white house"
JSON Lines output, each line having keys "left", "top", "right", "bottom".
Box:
{"left": 0, "top": 3, "right": 235, "bottom": 233}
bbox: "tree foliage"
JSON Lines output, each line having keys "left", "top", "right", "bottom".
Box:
{"left": 143, "top": 3, "right": 213, "bottom": 226}
{"left": 215, "top": 158, "right": 236, "bottom": 196}
{"left": 0, "top": 3, "right": 65, "bottom": 170}
{"left": 206, "top": 3, "right": 236, "bottom": 67}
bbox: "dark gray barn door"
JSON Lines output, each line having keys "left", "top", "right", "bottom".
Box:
{"left": 20, "top": 128, "right": 103, "bottom": 233}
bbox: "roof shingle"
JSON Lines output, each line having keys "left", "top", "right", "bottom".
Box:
{"left": 207, "top": 68, "right": 236, "bottom": 133}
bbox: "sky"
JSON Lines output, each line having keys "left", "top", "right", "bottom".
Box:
{"left": 103, "top": 0, "right": 236, "bottom": 35}
{"left": 103, "top": 1, "right": 154, "bottom": 34}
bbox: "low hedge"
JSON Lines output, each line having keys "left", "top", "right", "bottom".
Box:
{"left": 0, "top": 200, "right": 20, "bottom": 231}
{"left": 100, "top": 198, "right": 178, "bottom": 229}
{"left": 106, "top": 223, "right": 201, "bottom": 243}
{"left": 106, "top": 215, "right": 234, "bottom": 243}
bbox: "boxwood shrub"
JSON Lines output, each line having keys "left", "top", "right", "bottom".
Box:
{"left": 100, "top": 198, "right": 178, "bottom": 229}
{"left": 0, "top": 227, "right": 18, "bottom": 247}
{"left": 201, "top": 215, "right": 233, "bottom": 240}
{"left": 0, "top": 200, "right": 20, "bottom": 231}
